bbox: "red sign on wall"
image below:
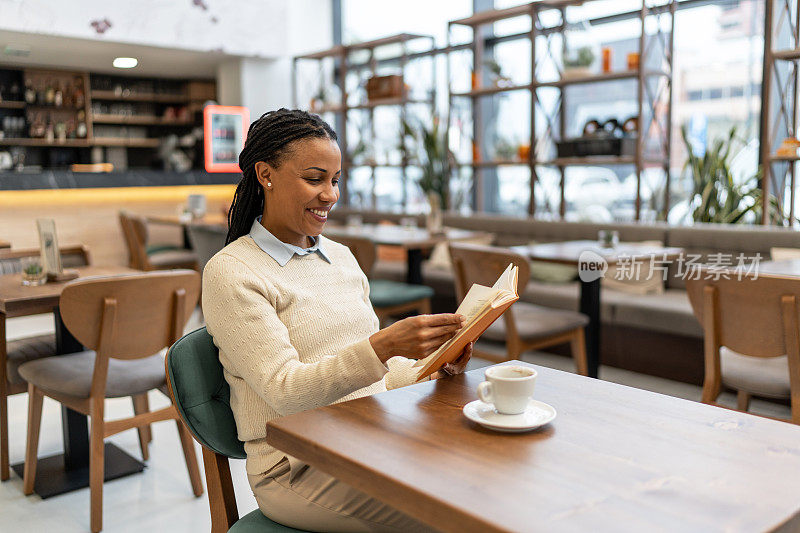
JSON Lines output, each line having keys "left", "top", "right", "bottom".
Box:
{"left": 203, "top": 105, "right": 250, "bottom": 173}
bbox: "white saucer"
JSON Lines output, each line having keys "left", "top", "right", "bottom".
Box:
{"left": 462, "top": 399, "right": 556, "bottom": 433}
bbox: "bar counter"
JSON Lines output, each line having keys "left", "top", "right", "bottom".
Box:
{"left": 0, "top": 169, "right": 239, "bottom": 191}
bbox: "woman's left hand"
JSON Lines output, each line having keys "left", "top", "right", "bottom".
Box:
{"left": 431, "top": 342, "right": 473, "bottom": 379}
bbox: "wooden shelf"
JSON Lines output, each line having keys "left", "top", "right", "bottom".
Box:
{"left": 540, "top": 156, "right": 637, "bottom": 166}
{"left": 92, "top": 114, "right": 192, "bottom": 126}
{"left": 451, "top": 84, "right": 530, "bottom": 98}
{"left": 773, "top": 48, "right": 800, "bottom": 61}
{"left": 0, "top": 101, "right": 26, "bottom": 109}
{"left": 90, "top": 90, "right": 188, "bottom": 103}
{"left": 92, "top": 138, "right": 161, "bottom": 148}
{"left": 309, "top": 104, "right": 345, "bottom": 114}
{"left": 350, "top": 163, "right": 415, "bottom": 168}
{"left": 298, "top": 33, "right": 433, "bottom": 60}
{"left": 769, "top": 153, "right": 800, "bottom": 162}
{"left": 464, "top": 159, "right": 529, "bottom": 167}
{"left": 535, "top": 70, "right": 672, "bottom": 88}
{"left": 449, "top": 1, "right": 582, "bottom": 26}
{"left": 349, "top": 97, "right": 431, "bottom": 109}
{"left": 0, "top": 138, "right": 90, "bottom": 147}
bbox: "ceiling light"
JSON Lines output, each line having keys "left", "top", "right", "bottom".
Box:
{"left": 113, "top": 57, "right": 138, "bottom": 69}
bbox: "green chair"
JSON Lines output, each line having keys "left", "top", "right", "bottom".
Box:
{"left": 165, "top": 327, "right": 307, "bottom": 533}
{"left": 327, "top": 235, "right": 434, "bottom": 327}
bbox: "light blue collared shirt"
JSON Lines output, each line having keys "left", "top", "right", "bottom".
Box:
{"left": 249, "top": 217, "right": 331, "bottom": 267}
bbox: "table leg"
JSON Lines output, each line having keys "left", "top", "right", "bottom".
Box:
{"left": 10, "top": 306, "right": 144, "bottom": 497}
{"left": 406, "top": 249, "right": 424, "bottom": 285}
{"left": 579, "top": 279, "right": 601, "bottom": 378}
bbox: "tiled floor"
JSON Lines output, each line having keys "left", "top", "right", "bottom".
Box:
{"left": 1, "top": 313, "right": 791, "bottom": 532}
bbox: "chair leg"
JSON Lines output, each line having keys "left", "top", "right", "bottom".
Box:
{"left": 0, "top": 382, "right": 9, "bottom": 482}
{"left": 175, "top": 419, "right": 204, "bottom": 497}
{"left": 736, "top": 391, "right": 751, "bottom": 412}
{"left": 701, "top": 374, "right": 722, "bottom": 405}
{"left": 89, "top": 398, "right": 105, "bottom": 533}
{"left": 418, "top": 298, "right": 431, "bottom": 315}
{"left": 570, "top": 329, "right": 589, "bottom": 376}
{"left": 22, "top": 384, "right": 44, "bottom": 495}
{"left": 132, "top": 394, "right": 151, "bottom": 461}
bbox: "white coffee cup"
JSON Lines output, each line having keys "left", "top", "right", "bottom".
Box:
{"left": 477, "top": 365, "right": 537, "bottom": 415}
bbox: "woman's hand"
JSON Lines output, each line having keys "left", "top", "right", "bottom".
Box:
{"left": 432, "top": 342, "right": 473, "bottom": 379}
{"left": 369, "top": 314, "right": 465, "bottom": 363}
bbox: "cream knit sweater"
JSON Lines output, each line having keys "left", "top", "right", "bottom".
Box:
{"left": 202, "top": 235, "right": 420, "bottom": 475}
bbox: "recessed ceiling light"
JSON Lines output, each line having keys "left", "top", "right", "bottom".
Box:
{"left": 113, "top": 57, "right": 138, "bottom": 69}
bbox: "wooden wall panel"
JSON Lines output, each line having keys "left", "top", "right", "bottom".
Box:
{"left": 0, "top": 185, "right": 234, "bottom": 267}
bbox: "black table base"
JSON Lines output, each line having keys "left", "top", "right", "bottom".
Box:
{"left": 406, "top": 249, "right": 424, "bottom": 285}
{"left": 579, "top": 278, "right": 601, "bottom": 378}
{"left": 11, "top": 443, "right": 145, "bottom": 499}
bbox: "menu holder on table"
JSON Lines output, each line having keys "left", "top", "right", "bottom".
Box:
{"left": 37, "top": 218, "right": 79, "bottom": 282}
{"left": 414, "top": 263, "right": 519, "bottom": 380}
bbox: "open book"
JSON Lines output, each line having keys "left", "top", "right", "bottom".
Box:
{"left": 413, "top": 263, "right": 519, "bottom": 380}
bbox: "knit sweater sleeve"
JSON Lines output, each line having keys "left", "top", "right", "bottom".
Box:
{"left": 354, "top": 255, "right": 426, "bottom": 390}
{"left": 203, "top": 253, "right": 389, "bottom": 416}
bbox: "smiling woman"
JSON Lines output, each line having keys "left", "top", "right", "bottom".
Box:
{"left": 203, "top": 109, "right": 471, "bottom": 531}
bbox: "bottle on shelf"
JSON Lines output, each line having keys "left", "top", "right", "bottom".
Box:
{"left": 45, "top": 79, "right": 55, "bottom": 106}
{"left": 30, "top": 113, "right": 45, "bottom": 138}
{"left": 54, "top": 81, "right": 63, "bottom": 107}
{"left": 24, "top": 80, "right": 36, "bottom": 104}
{"left": 36, "top": 82, "right": 46, "bottom": 105}
{"left": 73, "top": 76, "right": 85, "bottom": 108}
{"left": 44, "top": 113, "right": 54, "bottom": 142}
{"left": 76, "top": 109, "right": 87, "bottom": 138}
{"left": 9, "top": 80, "right": 21, "bottom": 102}
{"left": 55, "top": 119, "right": 67, "bottom": 142}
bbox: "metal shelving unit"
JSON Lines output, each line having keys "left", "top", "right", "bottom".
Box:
{"left": 447, "top": 0, "right": 675, "bottom": 219}
{"left": 293, "top": 33, "right": 436, "bottom": 209}
{"left": 759, "top": 0, "right": 800, "bottom": 223}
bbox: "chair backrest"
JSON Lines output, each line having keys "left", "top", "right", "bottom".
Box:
{"left": 327, "top": 234, "right": 376, "bottom": 275}
{"left": 448, "top": 242, "right": 531, "bottom": 302}
{"left": 187, "top": 224, "right": 227, "bottom": 272}
{"left": 119, "top": 211, "right": 150, "bottom": 270}
{"left": 165, "top": 327, "right": 245, "bottom": 459}
{"left": 60, "top": 270, "right": 200, "bottom": 360}
{"left": 685, "top": 272, "right": 800, "bottom": 358}
{"left": 0, "top": 245, "right": 90, "bottom": 275}
{"left": 165, "top": 327, "right": 245, "bottom": 533}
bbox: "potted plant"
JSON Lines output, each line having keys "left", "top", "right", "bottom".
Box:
{"left": 681, "top": 126, "right": 787, "bottom": 224}
{"left": 408, "top": 118, "right": 455, "bottom": 233}
{"left": 562, "top": 46, "right": 595, "bottom": 79}
{"left": 484, "top": 59, "right": 513, "bottom": 88}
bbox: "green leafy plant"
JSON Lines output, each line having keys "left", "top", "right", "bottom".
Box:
{"left": 681, "top": 126, "right": 786, "bottom": 224}
{"left": 407, "top": 118, "right": 454, "bottom": 209}
{"left": 564, "top": 46, "right": 595, "bottom": 69}
{"left": 23, "top": 263, "right": 42, "bottom": 276}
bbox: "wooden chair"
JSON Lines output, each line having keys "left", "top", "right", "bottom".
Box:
{"left": 119, "top": 211, "right": 197, "bottom": 271}
{"left": 18, "top": 270, "right": 204, "bottom": 532}
{"left": 329, "top": 235, "right": 433, "bottom": 327}
{"left": 165, "top": 327, "right": 305, "bottom": 532}
{"left": 0, "top": 245, "right": 140, "bottom": 483}
{"left": 685, "top": 271, "right": 800, "bottom": 424}
{"left": 449, "top": 242, "right": 589, "bottom": 374}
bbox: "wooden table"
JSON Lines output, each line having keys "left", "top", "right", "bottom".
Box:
{"left": 511, "top": 240, "right": 683, "bottom": 378}
{"left": 267, "top": 361, "right": 800, "bottom": 532}
{"left": 1, "top": 265, "right": 145, "bottom": 497}
{"left": 759, "top": 258, "right": 800, "bottom": 276}
{"left": 324, "top": 224, "right": 489, "bottom": 284}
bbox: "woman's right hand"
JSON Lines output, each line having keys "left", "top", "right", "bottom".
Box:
{"left": 369, "top": 314, "right": 465, "bottom": 363}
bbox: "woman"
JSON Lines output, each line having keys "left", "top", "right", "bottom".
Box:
{"left": 203, "top": 108, "right": 472, "bottom": 532}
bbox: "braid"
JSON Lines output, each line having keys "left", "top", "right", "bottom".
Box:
{"left": 226, "top": 108, "right": 337, "bottom": 244}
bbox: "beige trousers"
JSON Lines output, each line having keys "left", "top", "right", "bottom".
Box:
{"left": 247, "top": 457, "right": 436, "bottom": 532}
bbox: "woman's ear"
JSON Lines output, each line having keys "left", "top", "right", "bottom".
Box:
{"left": 254, "top": 162, "right": 273, "bottom": 190}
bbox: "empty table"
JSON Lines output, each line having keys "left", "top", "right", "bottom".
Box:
{"left": 512, "top": 240, "right": 682, "bottom": 378}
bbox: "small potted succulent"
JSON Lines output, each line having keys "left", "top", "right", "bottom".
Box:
{"left": 562, "top": 46, "right": 595, "bottom": 79}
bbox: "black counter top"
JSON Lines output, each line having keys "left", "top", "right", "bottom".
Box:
{"left": 0, "top": 169, "right": 240, "bottom": 191}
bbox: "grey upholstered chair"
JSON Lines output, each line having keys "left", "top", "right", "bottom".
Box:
{"left": 186, "top": 223, "right": 228, "bottom": 272}
{"left": 119, "top": 211, "right": 197, "bottom": 271}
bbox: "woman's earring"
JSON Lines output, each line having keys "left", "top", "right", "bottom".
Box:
{"left": 267, "top": 182, "right": 272, "bottom": 187}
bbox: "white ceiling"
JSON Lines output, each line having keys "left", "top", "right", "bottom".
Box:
{"left": 0, "top": 29, "right": 236, "bottom": 78}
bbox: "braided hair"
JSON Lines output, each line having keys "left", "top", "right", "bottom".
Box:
{"left": 226, "top": 108, "right": 338, "bottom": 244}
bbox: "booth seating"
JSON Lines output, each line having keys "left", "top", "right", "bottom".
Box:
{"left": 328, "top": 209, "right": 800, "bottom": 385}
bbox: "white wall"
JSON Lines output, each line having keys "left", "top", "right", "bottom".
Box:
{"left": 0, "top": 0, "right": 289, "bottom": 57}
{"left": 214, "top": 0, "right": 334, "bottom": 114}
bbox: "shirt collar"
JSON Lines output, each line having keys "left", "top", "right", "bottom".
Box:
{"left": 249, "top": 217, "right": 331, "bottom": 266}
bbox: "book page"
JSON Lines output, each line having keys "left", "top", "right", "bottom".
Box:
{"left": 454, "top": 283, "right": 497, "bottom": 322}
{"left": 492, "top": 262, "right": 517, "bottom": 293}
